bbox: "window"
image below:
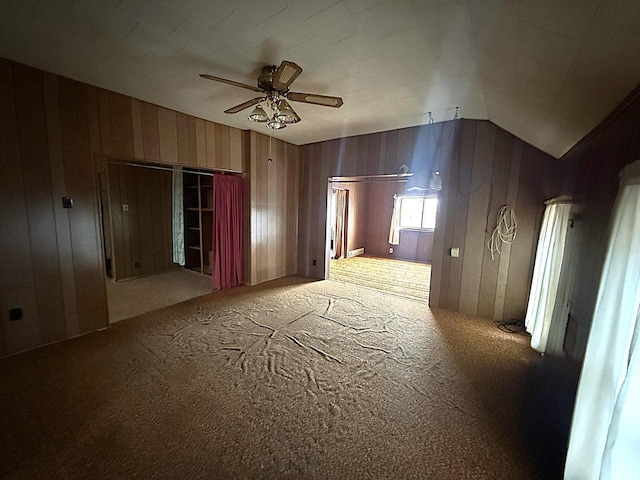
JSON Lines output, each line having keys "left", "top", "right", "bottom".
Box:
{"left": 399, "top": 196, "right": 437, "bottom": 230}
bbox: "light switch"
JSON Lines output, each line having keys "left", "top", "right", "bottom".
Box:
{"left": 450, "top": 247, "right": 460, "bottom": 258}
{"left": 62, "top": 197, "right": 73, "bottom": 208}
{"left": 122, "top": 204, "right": 129, "bottom": 212}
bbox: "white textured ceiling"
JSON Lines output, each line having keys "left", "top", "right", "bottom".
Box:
{"left": 1, "top": 0, "right": 640, "bottom": 158}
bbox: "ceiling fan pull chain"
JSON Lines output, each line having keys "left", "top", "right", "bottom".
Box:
{"left": 268, "top": 133, "right": 273, "bottom": 163}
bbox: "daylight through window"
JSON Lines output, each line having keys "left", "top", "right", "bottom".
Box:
{"left": 399, "top": 196, "right": 438, "bottom": 230}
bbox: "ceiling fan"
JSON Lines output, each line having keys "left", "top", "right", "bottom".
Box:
{"left": 200, "top": 60, "right": 344, "bottom": 130}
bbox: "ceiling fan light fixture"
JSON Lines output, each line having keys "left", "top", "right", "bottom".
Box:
{"left": 248, "top": 105, "right": 268, "bottom": 122}
{"left": 267, "top": 119, "right": 286, "bottom": 130}
{"left": 275, "top": 99, "right": 300, "bottom": 124}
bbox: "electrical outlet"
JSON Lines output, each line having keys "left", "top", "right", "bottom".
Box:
{"left": 122, "top": 204, "right": 129, "bottom": 212}
{"left": 9, "top": 308, "right": 22, "bottom": 321}
{"left": 450, "top": 247, "right": 460, "bottom": 258}
{"left": 312, "top": 259, "right": 317, "bottom": 266}
{"left": 134, "top": 261, "right": 140, "bottom": 268}
{"left": 389, "top": 247, "right": 394, "bottom": 254}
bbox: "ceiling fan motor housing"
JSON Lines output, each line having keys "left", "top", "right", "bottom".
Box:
{"left": 258, "top": 65, "right": 280, "bottom": 92}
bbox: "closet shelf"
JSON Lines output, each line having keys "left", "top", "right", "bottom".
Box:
{"left": 184, "top": 171, "right": 213, "bottom": 276}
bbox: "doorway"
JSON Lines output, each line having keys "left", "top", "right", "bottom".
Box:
{"left": 326, "top": 174, "right": 436, "bottom": 302}
{"left": 330, "top": 188, "right": 349, "bottom": 259}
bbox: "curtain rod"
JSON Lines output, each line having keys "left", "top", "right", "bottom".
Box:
{"left": 544, "top": 195, "right": 573, "bottom": 205}
{"left": 329, "top": 173, "right": 414, "bottom": 183}
{"left": 331, "top": 179, "right": 409, "bottom": 184}
{"left": 393, "top": 192, "right": 438, "bottom": 199}
{"left": 103, "top": 156, "right": 239, "bottom": 176}
{"left": 106, "top": 160, "right": 217, "bottom": 177}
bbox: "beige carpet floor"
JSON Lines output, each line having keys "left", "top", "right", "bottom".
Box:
{"left": 0, "top": 276, "right": 569, "bottom": 479}
{"left": 329, "top": 255, "right": 431, "bottom": 301}
{"left": 106, "top": 269, "right": 212, "bottom": 323}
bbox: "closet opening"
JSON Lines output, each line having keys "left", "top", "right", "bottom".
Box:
{"left": 96, "top": 157, "right": 214, "bottom": 323}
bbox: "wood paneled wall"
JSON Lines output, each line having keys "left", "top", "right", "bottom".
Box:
{"left": 0, "top": 60, "right": 107, "bottom": 356}
{"left": 362, "top": 181, "right": 434, "bottom": 263}
{"left": 431, "top": 121, "right": 554, "bottom": 321}
{"left": 551, "top": 90, "right": 640, "bottom": 361}
{"left": 91, "top": 92, "right": 243, "bottom": 172}
{"left": 361, "top": 181, "right": 395, "bottom": 258}
{"left": 0, "top": 57, "right": 271, "bottom": 357}
{"left": 247, "top": 132, "right": 299, "bottom": 285}
{"left": 299, "top": 120, "right": 555, "bottom": 321}
{"left": 394, "top": 231, "right": 434, "bottom": 263}
{"left": 107, "top": 163, "right": 176, "bottom": 280}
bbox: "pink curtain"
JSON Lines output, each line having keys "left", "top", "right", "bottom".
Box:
{"left": 212, "top": 174, "right": 244, "bottom": 290}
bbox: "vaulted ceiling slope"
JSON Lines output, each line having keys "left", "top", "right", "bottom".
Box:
{"left": 1, "top": 0, "right": 639, "bottom": 158}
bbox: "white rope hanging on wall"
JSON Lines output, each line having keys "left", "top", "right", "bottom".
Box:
{"left": 487, "top": 205, "right": 517, "bottom": 260}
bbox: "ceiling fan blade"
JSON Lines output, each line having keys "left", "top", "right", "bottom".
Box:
{"left": 224, "top": 97, "right": 263, "bottom": 114}
{"left": 287, "top": 92, "right": 344, "bottom": 108}
{"left": 272, "top": 60, "right": 303, "bottom": 91}
{"left": 200, "top": 74, "right": 261, "bottom": 92}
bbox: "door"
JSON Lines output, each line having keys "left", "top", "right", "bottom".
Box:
{"left": 332, "top": 188, "right": 348, "bottom": 259}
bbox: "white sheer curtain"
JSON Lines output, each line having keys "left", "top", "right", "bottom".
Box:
{"left": 545, "top": 217, "right": 579, "bottom": 357}
{"left": 389, "top": 195, "right": 401, "bottom": 245}
{"left": 172, "top": 166, "right": 185, "bottom": 266}
{"left": 525, "top": 199, "right": 572, "bottom": 353}
{"left": 564, "top": 160, "right": 640, "bottom": 480}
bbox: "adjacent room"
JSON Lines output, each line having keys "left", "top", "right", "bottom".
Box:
{"left": 1, "top": 1, "right": 640, "bottom": 479}
{"left": 327, "top": 174, "right": 434, "bottom": 301}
